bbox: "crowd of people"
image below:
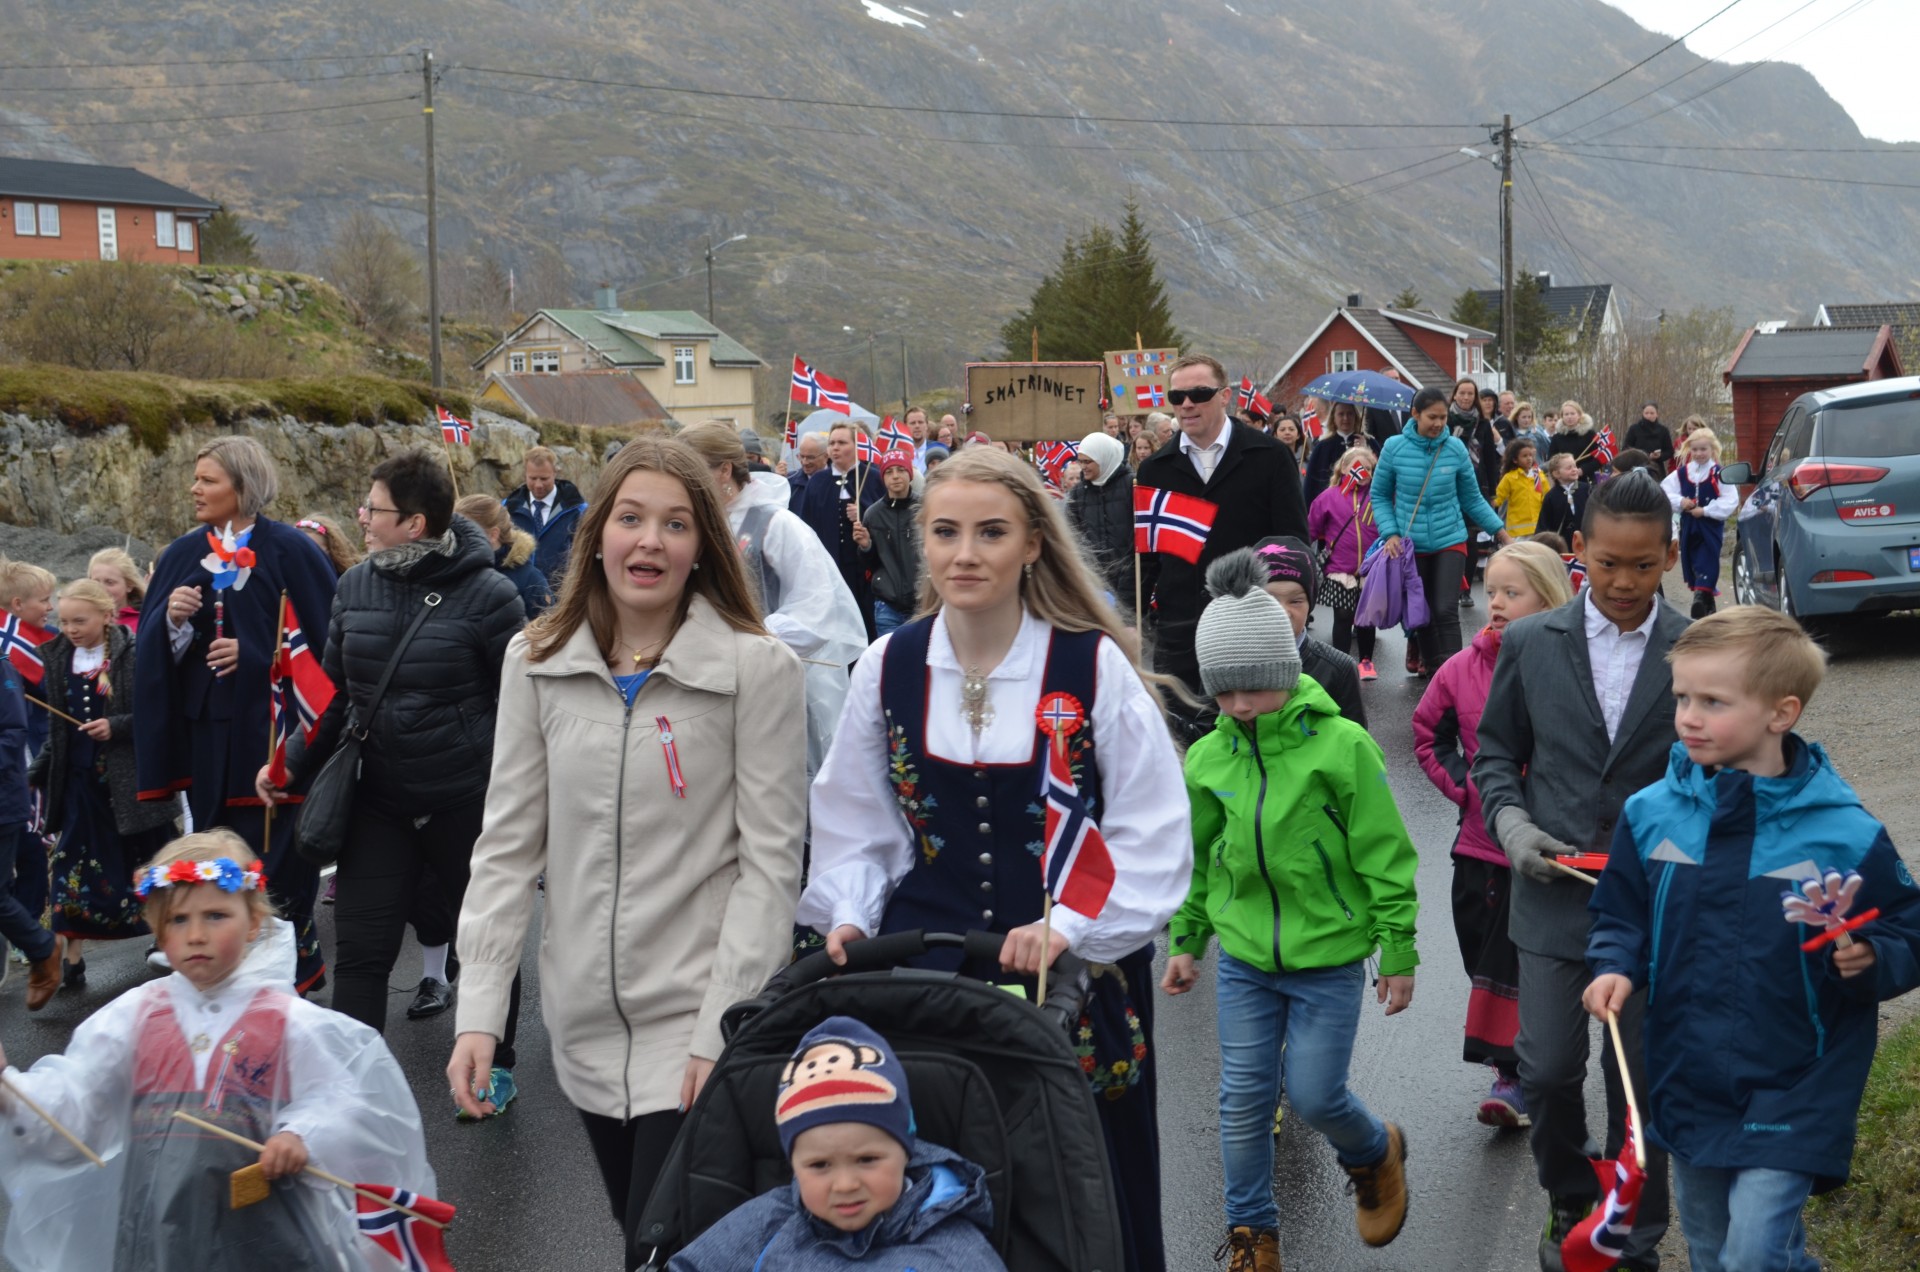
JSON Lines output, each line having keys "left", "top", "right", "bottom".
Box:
{"left": 0, "top": 352, "right": 1914, "bottom": 1272}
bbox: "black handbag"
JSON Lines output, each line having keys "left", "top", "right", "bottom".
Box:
{"left": 293, "top": 592, "right": 441, "bottom": 867}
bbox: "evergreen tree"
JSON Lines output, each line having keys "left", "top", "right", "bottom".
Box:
{"left": 1000, "top": 196, "right": 1183, "bottom": 360}
{"left": 198, "top": 206, "right": 260, "bottom": 267}
{"left": 1450, "top": 288, "right": 1495, "bottom": 332}
{"left": 1390, "top": 286, "right": 1423, "bottom": 311}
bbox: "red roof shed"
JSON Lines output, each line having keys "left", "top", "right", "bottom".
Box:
{"left": 1722, "top": 325, "right": 1905, "bottom": 463}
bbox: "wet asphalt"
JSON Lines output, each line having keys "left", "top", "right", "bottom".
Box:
{"left": 3, "top": 587, "right": 1729, "bottom": 1272}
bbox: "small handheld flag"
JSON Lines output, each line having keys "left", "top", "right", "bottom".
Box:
{"left": 1560, "top": 1109, "right": 1647, "bottom": 1272}
{"left": 0, "top": 613, "right": 49, "bottom": 686}
{"left": 1300, "top": 405, "right": 1323, "bottom": 440}
{"left": 1133, "top": 486, "right": 1217, "bottom": 564}
{"left": 876, "top": 416, "right": 915, "bottom": 453}
{"left": 1562, "top": 553, "right": 1589, "bottom": 593}
{"left": 1591, "top": 425, "right": 1619, "bottom": 466}
{"left": 855, "top": 435, "right": 879, "bottom": 465}
{"left": 1237, "top": 376, "right": 1273, "bottom": 420}
{"left": 267, "top": 595, "right": 337, "bottom": 788}
{"left": 1338, "top": 459, "right": 1373, "bottom": 497}
{"left": 1040, "top": 739, "right": 1113, "bottom": 918}
{"left": 790, "top": 356, "right": 851, "bottom": 415}
{"left": 435, "top": 406, "right": 473, "bottom": 446}
{"left": 357, "top": 1184, "right": 459, "bottom": 1272}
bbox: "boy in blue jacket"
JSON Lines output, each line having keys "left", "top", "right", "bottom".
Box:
{"left": 668, "top": 1015, "right": 1004, "bottom": 1271}
{"left": 1585, "top": 607, "right": 1920, "bottom": 1272}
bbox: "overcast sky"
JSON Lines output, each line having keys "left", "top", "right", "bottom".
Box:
{"left": 1602, "top": 0, "right": 1918, "bottom": 143}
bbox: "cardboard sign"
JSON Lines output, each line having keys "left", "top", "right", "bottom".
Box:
{"left": 1105, "top": 347, "right": 1178, "bottom": 415}
{"left": 965, "top": 362, "right": 1105, "bottom": 443}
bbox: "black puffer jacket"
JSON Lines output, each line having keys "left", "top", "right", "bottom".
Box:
{"left": 1066, "top": 463, "right": 1135, "bottom": 607}
{"left": 286, "top": 515, "right": 525, "bottom": 814}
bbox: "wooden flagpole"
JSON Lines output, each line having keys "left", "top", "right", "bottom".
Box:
{"left": 1548, "top": 857, "right": 1598, "bottom": 885}
{"left": 1036, "top": 730, "right": 1067, "bottom": 1008}
{"left": 23, "top": 693, "right": 84, "bottom": 728}
{"left": 1, "top": 1075, "right": 106, "bottom": 1167}
{"left": 171, "top": 1112, "right": 448, "bottom": 1228}
{"left": 262, "top": 591, "right": 289, "bottom": 852}
{"left": 1132, "top": 552, "right": 1143, "bottom": 631}
{"left": 1604, "top": 1012, "right": 1648, "bottom": 1170}
{"left": 783, "top": 353, "right": 798, "bottom": 464}
{"left": 439, "top": 420, "right": 462, "bottom": 500}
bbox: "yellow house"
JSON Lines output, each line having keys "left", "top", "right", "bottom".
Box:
{"left": 472, "top": 290, "right": 763, "bottom": 425}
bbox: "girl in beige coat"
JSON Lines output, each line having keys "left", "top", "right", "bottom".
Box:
{"left": 448, "top": 438, "right": 807, "bottom": 1260}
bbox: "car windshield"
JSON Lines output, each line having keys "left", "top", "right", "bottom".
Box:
{"left": 1818, "top": 397, "right": 1920, "bottom": 459}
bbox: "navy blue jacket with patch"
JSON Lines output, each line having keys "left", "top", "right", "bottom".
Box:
{"left": 1587, "top": 737, "right": 1920, "bottom": 1186}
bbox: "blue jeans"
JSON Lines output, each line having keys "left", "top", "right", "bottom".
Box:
{"left": 1216, "top": 953, "right": 1389, "bottom": 1230}
{"left": 1671, "top": 1160, "right": 1819, "bottom": 1272}
{"left": 0, "top": 822, "right": 54, "bottom": 962}
{"left": 872, "top": 598, "right": 912, "bottom": 637}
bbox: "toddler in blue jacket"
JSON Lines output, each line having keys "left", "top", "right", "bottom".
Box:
{"left": 1585, "top": 607, "right": 1920, "bottom": 1272}
{"left": 668, "top": 1015, "right": 1004, "bottom": 1271}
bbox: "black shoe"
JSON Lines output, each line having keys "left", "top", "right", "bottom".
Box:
{"left": 1459, "top": 591, "right": 1475, "bottom": 607}
{"left": 61, "top": 957, "right": 86, "bottom": 992}
{"left": 407, "top": 977, "right": 454, "bottom": 1019}
{"left": 1538, "top": 1194, "right": 1594, "bottom": 1272}
{"left": 1690, "top": 591, "right": 1716, "bottom": 618}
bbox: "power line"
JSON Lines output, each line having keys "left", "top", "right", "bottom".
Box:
{"left": 1549, "top": 140, "right": 1919, "bottom": 154}
{"left": 0, "top": 52, "right": 408, "bottom": 71}
{"left": 1512, "top": 150, "right": 1657, "bottom": 311}
{"left": 0, "top": 93, "right": 420, "bottom": 131}
{"left": 449, "top": 63, "right": 1481, "bottom": 130}
{"left": 0, "top": 67, "right": 414, "bottom": 92}
{"left": 1517, "top": 0, "right": 1749, "bottom": 128}
{"left": 1530, "top": 144, "right": 1920, "bottom": 190}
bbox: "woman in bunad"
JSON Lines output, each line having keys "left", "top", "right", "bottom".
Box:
{"left": 797, "top": 446, "right": 1191, "bottom": 1272}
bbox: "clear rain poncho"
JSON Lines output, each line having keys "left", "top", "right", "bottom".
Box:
{"left": 0, "top": 916, "right": 433, "bottom": 1272}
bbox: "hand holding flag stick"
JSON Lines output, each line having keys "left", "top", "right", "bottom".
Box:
{"left": 1034, "top": 693, "right": 1112, "bottom": 1005}
{"left": 22, "top": 693, "right": 85, "bottom": 728}
{"left": 0, "top": 1075, "right": 106, "bottom": 1167}
{"left": 170, "top": 1111, "right": 447, "bottom": 1228}
{"left": 1558, "top": 1012, "right": 1649, "bottom": 1271}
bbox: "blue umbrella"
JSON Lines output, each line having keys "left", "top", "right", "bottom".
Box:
{"left": 1301, "top": 370, "right": 1414, "bottom": 411}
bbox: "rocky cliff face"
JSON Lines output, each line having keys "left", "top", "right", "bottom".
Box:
{"left": 0, "top": 410, "right": 606, "bottom": 550}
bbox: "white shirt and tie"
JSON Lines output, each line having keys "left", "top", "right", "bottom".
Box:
{"left": 1179, "top": 424, "right": 1230, "bottom": 484}
{"left": 529, "top": 494, "right": 552, "bottom": 528}
{"left": 1584, "top": 592, "right": 1660, "bottom": 741}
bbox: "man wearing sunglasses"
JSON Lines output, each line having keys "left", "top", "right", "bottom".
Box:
{"left": 1137, "top": 353, "right": 1310, "bottom": 734}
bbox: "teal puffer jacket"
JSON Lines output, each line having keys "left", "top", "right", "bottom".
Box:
{"left": 1369, "top": 421, "right": 1504, "bottom": 552}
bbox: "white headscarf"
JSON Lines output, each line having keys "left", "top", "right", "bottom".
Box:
{"left": 1078, "top": 432, "right": 1127, "bottom": 487}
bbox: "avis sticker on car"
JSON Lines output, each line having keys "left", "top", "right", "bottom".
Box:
{"left": 1839, "top": 502, "right": 1896, "bottom": 522}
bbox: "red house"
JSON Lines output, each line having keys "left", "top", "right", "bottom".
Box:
{"left": 0, "top": 156, "right": 217, "bottom": 265}
{"left": 1264, "top": 296, "right": 1496, "bottom": 403}
{"left": 1721, "top": 325, "right": 1905, "bottom": 464}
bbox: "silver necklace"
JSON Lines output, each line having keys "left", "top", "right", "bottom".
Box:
{"left": 959, "top": 665, "right": 994, "bottom": 733}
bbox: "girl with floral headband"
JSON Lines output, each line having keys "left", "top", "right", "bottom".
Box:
{"left": 0, "top": 829, "right": 433, "bottom": 1272}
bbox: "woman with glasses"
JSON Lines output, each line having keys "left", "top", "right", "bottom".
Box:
{"left": 133, "top": 435, "right": 341, "bottom": 989}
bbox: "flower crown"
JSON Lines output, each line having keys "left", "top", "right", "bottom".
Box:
{"left": 133, "top": 858, "right": 268, "bottom": 899}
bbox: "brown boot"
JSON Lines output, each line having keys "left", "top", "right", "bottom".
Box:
{"left": 1343, "top": 1121, "right": 1408, "bottom": 1247}
{"left": 25, "top": 945, "right": 61, "bottom": 1012}
{"left": 1212, "top": 1226, "right": 1281, "bottom": 1272}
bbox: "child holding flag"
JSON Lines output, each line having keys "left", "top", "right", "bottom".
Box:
{"left": 801, "top": 448, "right": 1190, "bottom": 1272}
{"left": 1584, "top": 607, "right": 1920, "bottom": 1272}
{"left": 1162, "top": 548, "right": 1419, "bottom": 1272}
{"left": 0, "top": 828, "right": 438, "bottom": 1272}
{"left": 1306, "top": 447, "right": 1382, "bottom": 681}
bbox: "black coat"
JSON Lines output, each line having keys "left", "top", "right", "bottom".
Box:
{"left": 1536, "top": 479, "right": 1592, "bottom": 544}
{"left": 1550, "top": 429, "right": 1602, "bottom": 481}
{"left": 286, "top": 516, "right": 525, "bottom": 815}
{"left": 1302, "top": 431, "right": 1375, "bottom": 504}
{"left": 1300, "top": 635, "right": 1366, "bottom": 729}
{"left": 1625, "top": 419, "right": 1675, "bottom": 471}
{"left": 1065, "top": 465, "right": 1135, "bottom": 607}
{"left": 1135, "top": 423, "right": 1309, "bottom": 691}
{"left": 31, "top": 625, "right": 177, "bottom": 837}
{"left": 860, "top": 495, "right": 923, "bottom": 613}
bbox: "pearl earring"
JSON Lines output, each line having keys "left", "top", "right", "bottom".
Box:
{"left": 594, "top": 551, "right": 603, "bottom": 559}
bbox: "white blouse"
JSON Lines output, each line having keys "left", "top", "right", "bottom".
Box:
{"left": 796, "top": 609, "right": 1193, "bottom": 963}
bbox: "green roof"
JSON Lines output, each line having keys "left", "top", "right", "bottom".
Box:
{"left": 540, "top": 310, "right": 664, "bottom": 368}
{"left": 543, "top": 308, "right": 764, "bottom": 369}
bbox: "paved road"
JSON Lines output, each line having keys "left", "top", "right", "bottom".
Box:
{"left": 23, "top": 574, "right": 1917, "bottom": 1270}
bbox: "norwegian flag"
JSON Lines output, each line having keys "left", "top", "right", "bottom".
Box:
{"left": 1338, "top": 459, "right": 1374, "bottom": 501}
{"left": 790, "top": 356, "right": 851, "bottom": 415}
{"left": 1560, "top": 1112, "right": 1647, "bottom": 1272}
{"left": 1133, "top": 487, "right": 1217, "bottom": 564}
{"left": 876, "top": 416, "right": 915, "bottom": 453}
{"left": 1040, "top": 742, "right": 1114, "bottom": 918}
{"left": 356, "top": 1185, "right": 458, "bottom": 1272}
{"left": 1237, "top": 377, "right": 1273, "bottom": 420}
{"left": 1135, "top": 383, "right": 1167, "bottom": 409}
{"left": 855, "top": 434, "right": 879, "bottom": 465}
{"left": 1591, "top": 425, "right": 1619, "bottom": 466}
{"left": 267, "top": 594, "right": 336, "bottom": 788}
{"left": 435, "top": 406, "right": 472, "bottom": 446}
{"left": 1034, "top": 439, "right": 1079, "bottom": 482}
{"left": 783, "top": 414, "right": 799, "bottom": 452}
{"left": 0, "top": 613, "right": 50, "bottom": 686}
{"left": 1563, "top": 554, "right": 1589, "bottom": 593}
{"left": 1300, "top": 404, "right": 1323, "bottom": 441}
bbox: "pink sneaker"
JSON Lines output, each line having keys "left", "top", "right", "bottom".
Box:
{"left": 1357, "top": 659, "right": 1378, "bottom": 682}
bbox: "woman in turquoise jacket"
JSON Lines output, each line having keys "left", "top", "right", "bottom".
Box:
{"left": 1371, "top": 387, "right": 1511, "bottom": 675}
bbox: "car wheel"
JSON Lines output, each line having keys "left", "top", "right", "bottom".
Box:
{"left": 1732, "top": 545, "right": 1757, "bottom": 606}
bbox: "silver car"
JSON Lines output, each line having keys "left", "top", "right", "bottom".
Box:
{"left": 1729, "top": 376, "right": 1920, "bottom": 620}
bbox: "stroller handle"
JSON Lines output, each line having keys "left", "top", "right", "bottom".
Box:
{"left": 733, "top": 930, "right": 1092, "bottom": 1040}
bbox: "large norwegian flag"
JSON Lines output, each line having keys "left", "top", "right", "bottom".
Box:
{"left": 0, "top": 613, "right": 50, "bottom": 686}
{"left": 356, "top": 1185, "right": 458, "bottom": 1272}
{"left": 790, "top": 356, "right": 851, "bottom": 415}
{"left": 1133, "top": 486, "right": 1217, "bottom": 564}
{"left": 1040, "top": 743, "right": 1114, "bottom": 918}
{"left": 876, "top": 416, "right": 915, "bottom": 453}
{"left": 435, "top": 406, "right": 472, "bottom": 446}
{"left": 266, "top": 594, "right": 336, "bottom": 788}
{"left": 1560, "top": 1111, "right": 1648, "bottom": 1272}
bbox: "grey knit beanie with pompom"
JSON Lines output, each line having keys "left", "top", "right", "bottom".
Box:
{"left": 1194, "top": 548, "right": 1303, "bottom": 697}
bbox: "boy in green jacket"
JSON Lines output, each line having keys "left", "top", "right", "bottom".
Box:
{"left": 1162, "top": 548, "right": 1419, "bottom": 1272}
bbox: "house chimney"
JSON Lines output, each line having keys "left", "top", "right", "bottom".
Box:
{"left": 1535, "top": 272, "right": 1553, "bottom": 289}
{"left": 595, "top": 281, "right": 619, "bottom": 312}
{"left": 1346, "top": 293, "right": 1363, "bottom": 308}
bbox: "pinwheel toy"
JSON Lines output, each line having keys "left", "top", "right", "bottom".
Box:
{"left": 1781, "top": 868, "right": 1880, "bottom": 953}
{"left": 199, "top": 521, "right": 256, "bottom": 640}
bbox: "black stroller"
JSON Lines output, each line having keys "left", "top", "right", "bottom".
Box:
{"left": 635, "top": 929, "right": 1127, "bottom": 1271}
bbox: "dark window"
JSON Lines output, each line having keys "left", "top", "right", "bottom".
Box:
{"left": 1814, "top": 396, "right": 1920, "bottom": 459}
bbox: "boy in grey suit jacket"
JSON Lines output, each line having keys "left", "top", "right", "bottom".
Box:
{"left": 1473, "top": 471, "right": 1687, "bottom": 1272}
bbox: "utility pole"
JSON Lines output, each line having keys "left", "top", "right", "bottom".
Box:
{"left": 867, "top": 333, "right": 878, "bottom": 412}
{"left": 423, "top": 49, "right": 442, "bottom": 390}
{"left": 900, "top": 333, "right": 909, "bottom": 413}
{"left": 1499, "top": 112, "right": 1515, "bottom": 395}
{"left": 705, "top": 236, "right": 716, "bottom": 324}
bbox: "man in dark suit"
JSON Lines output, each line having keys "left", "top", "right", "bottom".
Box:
{"left": 799, "top": 420, "right": 882, "bottom": 639}
{"left": 1136, "top": 352, "right": 1309, "bottom": 728}
{"left": 1363, "top": 365, "right": 1407, "bottom": 451}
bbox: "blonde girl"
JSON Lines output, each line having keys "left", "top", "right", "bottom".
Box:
{"left": 1411, "top": 541, "right": 1571, "bottom": 1125}
{"left": 293, "top": 513, "right": 363, "bottom": 578}
{"left": 86, "top": 548, "right": 147, "bottom": 633}
{"left": 1660, "top": 423, "right": 1738, "bottom": 617}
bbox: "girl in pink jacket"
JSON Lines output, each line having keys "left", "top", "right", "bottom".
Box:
{"left": 1306, "top": 447, "right": 1382, "bottom": 680}
{"left": 1411, "top": 542, "right": 1569, "bottom": 1130}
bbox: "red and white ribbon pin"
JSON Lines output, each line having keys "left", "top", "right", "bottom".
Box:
{"left": 655, "top": 716, "right": 687, "bottom": 798}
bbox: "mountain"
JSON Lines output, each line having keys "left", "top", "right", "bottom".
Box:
{"left": 3, "top": 0, "right": 1916, "bottom": 409}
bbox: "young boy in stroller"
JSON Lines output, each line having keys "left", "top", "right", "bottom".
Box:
{"left": 667, "top": 1016, "right": 1005, "bottom": 1270}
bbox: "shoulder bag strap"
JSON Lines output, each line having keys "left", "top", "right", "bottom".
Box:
{"left": 1403, "top": 445, "right": 1444, "bottom": 542}
{"left": 347, "top": 591, "right": 442, "bottom": 741}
